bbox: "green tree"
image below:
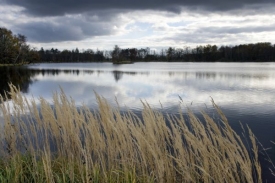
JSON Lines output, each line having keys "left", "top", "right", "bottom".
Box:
{"left": 0, "top": 27, "right": 39, "bottom": 64}
{"left": 0, "top": 27, "right": 18, "bottom": 64}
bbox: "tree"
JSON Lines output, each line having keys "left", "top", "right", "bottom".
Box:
{"left": 14, "top": 34, "right": 29, "bottom": 64}
{"left": 0, "top": 27, "right": 17, "bottom": 64}
{"left": 129, "top": 48, "right": 137, "bottom": 61}
{"left": 112, "top": 45, "right": 121, "bottom": 63}
{"left": 166, "top": 47, "right": 175, "bottom": 61}
{"left": 0, "top": 27, "right": 39, "bottom": 64}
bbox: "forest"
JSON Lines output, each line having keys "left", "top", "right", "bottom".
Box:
{"left": 1, "top": 27, "right": 275, "bottom": 64}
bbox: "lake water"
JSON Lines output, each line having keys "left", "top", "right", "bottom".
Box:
{"left": 1, "top": 62, "right": 275, "bottom": 181}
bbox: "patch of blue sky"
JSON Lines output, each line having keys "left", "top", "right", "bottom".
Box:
{"left": 126, "top": 22, "right": 152, "bottom": 29}
{"left": 121, "top": 22, "right": 155, "bottom": 39}
{"left": 167, "top": 21, "right": 191, "bottom": 27}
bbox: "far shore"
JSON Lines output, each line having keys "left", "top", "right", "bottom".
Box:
{"left": 2, "top": 60, "right": 275, "bottom": 67}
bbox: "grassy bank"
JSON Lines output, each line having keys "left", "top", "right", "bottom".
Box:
{"left": 0, "top": 85, "right": 263, "bottom": 182}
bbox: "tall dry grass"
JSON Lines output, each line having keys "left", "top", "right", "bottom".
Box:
{"left": 0, "top": 84, "right": 262, "bottom": 182}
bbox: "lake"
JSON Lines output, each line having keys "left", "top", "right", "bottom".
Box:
{"left": 1, "top": 62, "right": 275, "bottom": 181}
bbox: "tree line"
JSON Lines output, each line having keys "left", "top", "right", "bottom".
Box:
{"left": 38, "top": 47, "right": 106, "bottom": 62}
{"left": 1, "top": 27, "right": 275, "bottom": 64}
{"left": 37, "top": 43, "right": 275, "bottom": 63}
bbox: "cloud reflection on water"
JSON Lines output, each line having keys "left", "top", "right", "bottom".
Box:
{"left": 23, "top": 63, "right": 275, "bottom": 116}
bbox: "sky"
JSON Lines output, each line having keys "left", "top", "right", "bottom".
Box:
{"left": 1, "top": 0, "right": 275, "bottom": 51}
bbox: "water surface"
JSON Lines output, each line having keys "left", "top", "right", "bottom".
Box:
{"left": 1, "top": 62, "right": 275, "bottom": 180}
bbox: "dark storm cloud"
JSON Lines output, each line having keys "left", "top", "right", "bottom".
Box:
{"left": 3, "top": 0, "right": 275, "bottom": 16}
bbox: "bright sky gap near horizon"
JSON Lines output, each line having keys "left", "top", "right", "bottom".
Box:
{"left": 1, "top": 0, "right": 275, "bottom": 51}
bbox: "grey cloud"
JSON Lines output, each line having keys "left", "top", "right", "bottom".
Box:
{"left": 160, "top": 23, "right": 275, "bottom": 45}
{"left": 3, "top": 0, "right": 275, "bottom": 16}
{"left": 13, "top": 14, "right": 121, "bottom": 43}
{"left": 2, "top": 0, "right": 275, "bottom": 45}
{"left": 203, "top": 24, "right": 275, "bottom": 35}
{"left": 16, "top": 22, "right": 84, "bottom": 42}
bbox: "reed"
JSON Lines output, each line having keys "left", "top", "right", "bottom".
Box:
{"left": 0, "top": 84, "right": 262, "bottom": 182}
